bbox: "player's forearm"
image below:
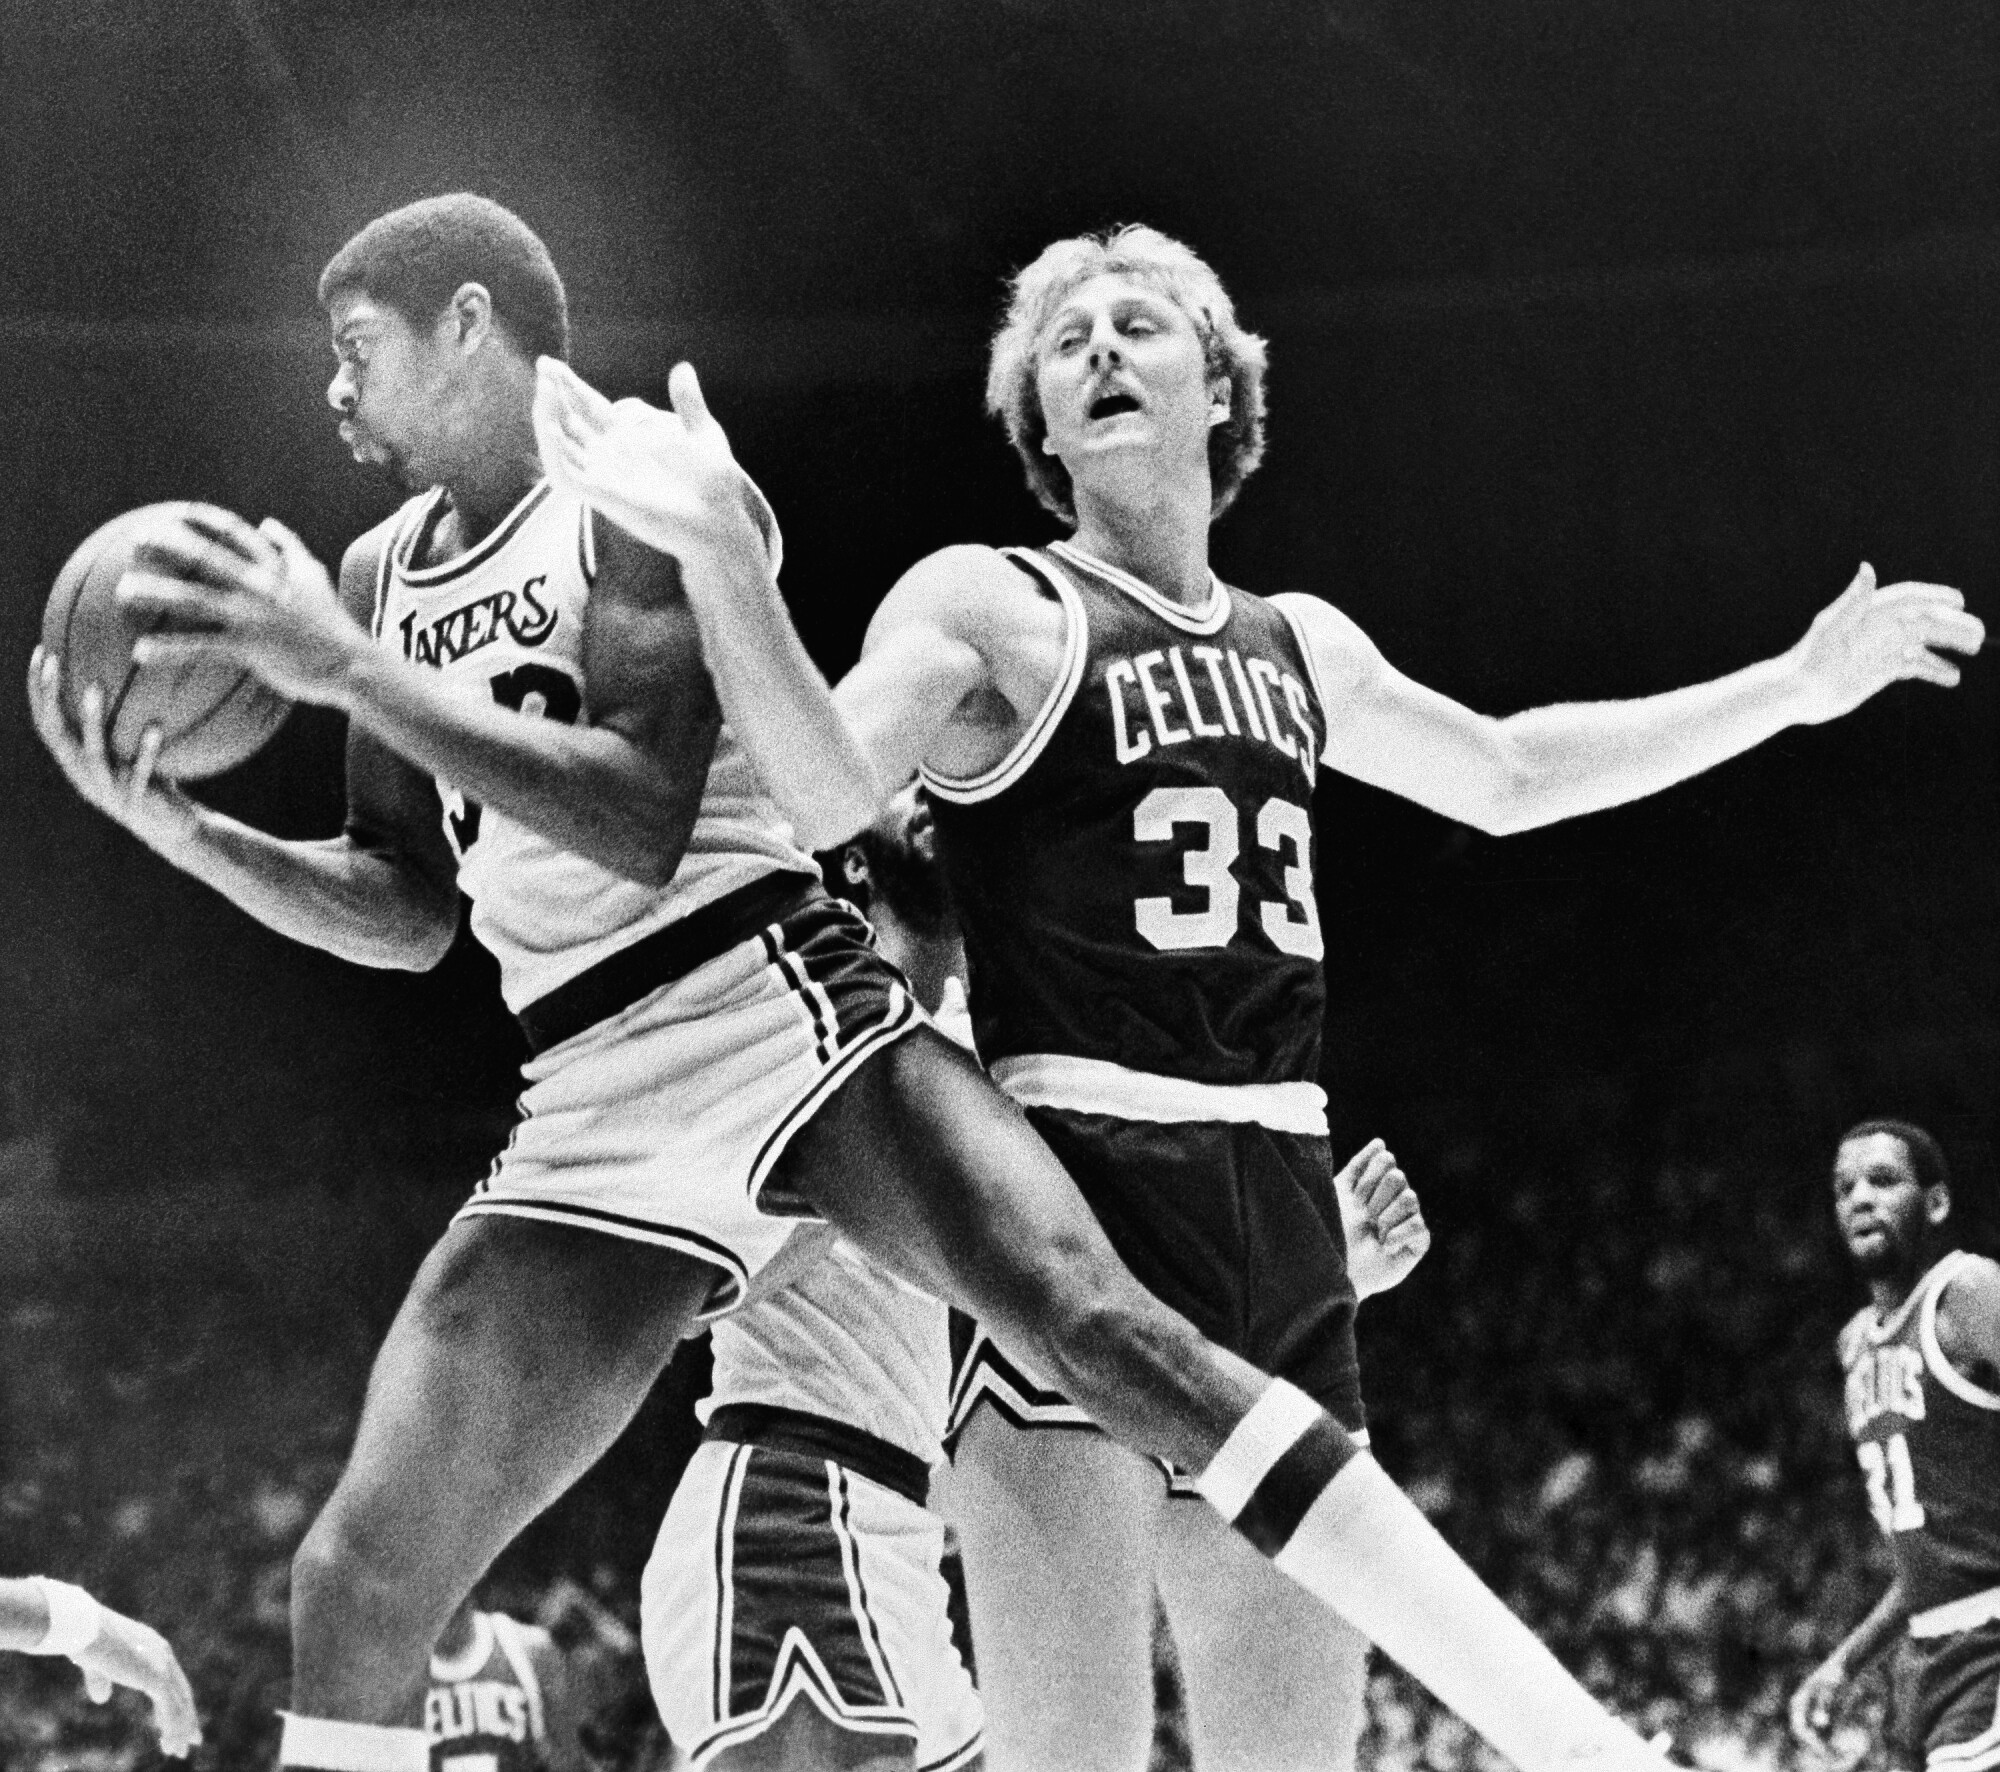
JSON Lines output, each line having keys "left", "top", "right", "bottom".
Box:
{"left": 1477, "top": 650, "right": 1813, "bottom": 834}
{"left": 1834, "top": 1578, "right": 1911, "bottom": 1675}
{"left": 153, "top": 807, "right": 457, "bottom": 970}
{"left": 672, "top": 535, "right": 888, "bottom": 850}
{"left": 0, "top": 1579, "right": 54, "bottom": 1652}
{"left": 334, "top": 651, "right": 706, "bottom": 886}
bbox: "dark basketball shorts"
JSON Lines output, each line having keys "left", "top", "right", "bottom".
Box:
{"left": 457, "top": 891, "right": 923, "bottom": 1319}
{"left": 643, "top": 1433, "right": 983, "bottom": 1770}
{"left": 1908, "top": 1617, "right": 2000, "bottom": 1771}
{"left": 945, "top": 1108, "right": 1366, "bottom": 1494}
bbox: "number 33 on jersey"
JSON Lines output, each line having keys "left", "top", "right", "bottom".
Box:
{"left": 924, "top": 541, "right": 1334, "bottom": 1091}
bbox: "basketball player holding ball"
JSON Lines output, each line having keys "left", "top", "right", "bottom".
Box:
{"left": 23, "top": 194, "right": 1848, "bottom": 1772}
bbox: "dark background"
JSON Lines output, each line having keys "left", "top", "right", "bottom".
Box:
{"left": 0, "top": 1, "right": 1995, "bottom": 1766}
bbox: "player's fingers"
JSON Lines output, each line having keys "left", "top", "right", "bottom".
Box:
{"left": 77, "top": 680, "right": 113, "bottom": 774}
{"left": 131, "top": 633, "right": 234, "bottom": 670}
{"left": 1876, "top": 579, "right": 1964, "bottom": 608}
{"left": 1373, "top": 1189, "right": 1422, "bottom": 1231}
{"left": 82, "top": 1665, "right": 113, "bottom": 1703}
{"left": 1915, "top": 608, "right": 1985, "bottom": 654}
{"left": 128, "top": 727, "right": 163, "bottom": 805}
{"left": 1356, "top": 1154, "right": 1406, "bottom": 1216}
{"left": 1335, "top": 1137, "right": 1386, "bottom": 1188}
{"left": 538, "top": 355, "right": 617, "bottom": 428}
{"left": 668, "top": 361, "right": 711, "bottom": 431}
{"left": 178, "top": 502, "right": 271, "bottom": 565}
{"left": 1901, "top": 652, "right": 1962, "bottom": 689}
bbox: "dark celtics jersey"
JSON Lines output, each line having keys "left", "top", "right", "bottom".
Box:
{"left": 923, "top": 540, "right": 1329, "bottom": 1090}
{"left": 1839, "top": 1251, "right": 2000, "bottom": 1619}
{"left": 424, "top": 1610, "right": 552, "bottom": 1772}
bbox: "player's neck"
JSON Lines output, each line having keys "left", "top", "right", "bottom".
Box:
{"left": 1068, "top": 483, "right": 1213, "bottom": 611}
{"left": 437, "top": 440, "right": 544, "bottom": 549}
{"left": 1869, "top": 1244, "right": 1945, "bottom": 1315}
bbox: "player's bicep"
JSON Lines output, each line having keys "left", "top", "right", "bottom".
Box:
{"left": 845, "top": 546, "right": 1017, "bottom": 781}
{"left": 578, "top": 521, "right": 723, "bottom": 774}
{"left": 1277, "top": 592, "right": 1518, "bottom": 825}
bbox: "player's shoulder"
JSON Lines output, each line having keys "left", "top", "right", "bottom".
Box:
{"left": 336, "top": 502, "right": 423, "bottom": 621}
{"left": 1936, "top": 1251, "right": 2000, "bottom": 1320}
{"left": 1836, "top": 1304, "right": 1878, "bottom": 1365}
{"left": 870, "top": 543, "right": 1065, "bottom": 672}
{"left": 1265, "top": 591, "right": 1386, "bottom": 696}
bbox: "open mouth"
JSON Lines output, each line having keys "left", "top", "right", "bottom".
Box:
{"left": 1088, "top": 390, "right": 1141, "bottom": 420}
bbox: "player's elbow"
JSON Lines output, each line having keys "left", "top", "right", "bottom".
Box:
{"left": 1454, "top": 733, "right": 1549, "bottom": 836}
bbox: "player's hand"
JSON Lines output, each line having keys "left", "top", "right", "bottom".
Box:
{"left": 70, "top": 1604, "right": 203, "bottom": 1758}
{"left": 26, "top": 646, "right": 199, "bottom": 854}
{"left": 534, "top": 358, "right": 781, "bottom": 580}
{"left": 115, "top": 506, "right": 363, "bottom": 706}
{"left": 1786, "top": 565, "right": 1983, "bottom": 724}
{"left": 1335, "top": 1138, "right": 1431, "bottom": 1299}
{"left": 1788, "top": 1654, "right": 1851, "bottom": 1755}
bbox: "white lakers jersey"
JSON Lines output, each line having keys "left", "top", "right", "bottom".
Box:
{"left": 701, "top": 980, "right": 972, "bottom": 1464}
{"left": 371, "top": 481, "right": 816, "bottom": 1010}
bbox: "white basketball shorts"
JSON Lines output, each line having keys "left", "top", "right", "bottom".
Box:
{"left": 456, "top": 891, "right": 922, "bottom": 1316}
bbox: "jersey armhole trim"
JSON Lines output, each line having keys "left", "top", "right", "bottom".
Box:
{"left": 1921, "top": 1251, "right": 2000, "bottom": 1410}
{"left": 1275, "top": 597, "right": 1335, "bottom": 767}
{"left": 370, "top": 494, "right": 439, "bottom": 641}
{"left": 579, "top": 500, "right": 599, "bottom": 584}
{"left": 920, "top": 548, "right": 1087, "bottom": 804}
{"left": 489, "top": 1613, "right": 548, "bottom": 1744}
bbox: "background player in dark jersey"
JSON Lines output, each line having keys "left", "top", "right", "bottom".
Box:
{"left": 1790, "top": 1121, "right": 2000, "bottom": 1772}
{"left": 534, "top": 221, "right": 1980, "bottom": 1772}
{"left": 32, "top": 196, "right": 1683, "bottom": 1772}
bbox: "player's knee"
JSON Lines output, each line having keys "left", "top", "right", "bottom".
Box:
{"left": 290, "top": 1495, "right": 434, "bottom": 1640}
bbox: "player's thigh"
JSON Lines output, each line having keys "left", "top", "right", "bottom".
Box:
{"left": 775, "top": 1030, "right": 1257, "bottom": 1464}
{"left": 946, "top": 1407, "right": 1166, "bottom": 1772}
{"left": 1155, "top": 1493, "right": 1370, "bottom": 1772}
{"left": 333, "top": 1215, "right": 714, "bottom": 1551}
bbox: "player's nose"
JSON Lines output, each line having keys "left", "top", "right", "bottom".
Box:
{"left": 326, "top": 365, "right": 356, "bottom": 413}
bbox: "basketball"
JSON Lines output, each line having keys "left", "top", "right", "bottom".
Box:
{"left": 41, "top": 501, "right": 291, "bottom": 780}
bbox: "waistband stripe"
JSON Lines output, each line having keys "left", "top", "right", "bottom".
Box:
{"left": 1911, "top": 1586, "right": 2000, "bottom": 1638}
{"left": 989, "top": 1053, "right": 1328, "bottom": 1134}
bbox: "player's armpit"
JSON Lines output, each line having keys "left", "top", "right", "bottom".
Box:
{"left": 849, "top": 544, "right": 1059, "bottom": 790}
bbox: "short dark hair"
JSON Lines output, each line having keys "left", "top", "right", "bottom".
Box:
{"left": 318, "top": 194, "right": 569, "bottom": 363}
{"left": 1840, "top": 1118, "right": 1952, "bottom": 1194}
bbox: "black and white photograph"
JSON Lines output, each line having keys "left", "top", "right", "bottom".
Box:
{"left": 0, "top": 3, "right": 1994, "bottom": 1769}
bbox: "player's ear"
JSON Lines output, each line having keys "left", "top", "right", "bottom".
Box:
{"left": 447, "top": 282, "right": 496, "bottom": 353}
{"left": 1208, "top": 377, "right": 1231, "bottom": 427}
{"left": 1925, "top": 1183, "right": 1952, "bottom": 1227}
{"left": 842, "top": 848, "right": 871, "bottom": 893}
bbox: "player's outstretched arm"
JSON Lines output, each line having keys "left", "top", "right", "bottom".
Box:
{"left": 1336, "top": 1137, "right": 1431, "bottom": 1299}
{"left": 1789, "top": 1576, "right": 1908, "bottom": 1754}
{"left": 118, "top": 506, "right": 716, "bottom": 888}
{"left": 28, "top": 532, "right": 462, "bottom": 970}
{"left": 1275, "top": 567, "right": 1981, "bottom": 835}
{"left": 0, "top": 1577, "right": 201, "bottom": 1757}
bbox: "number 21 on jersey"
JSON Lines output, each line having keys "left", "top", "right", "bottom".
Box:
{"left": 1857, "top": 1434, "right": 1925, "bottom": 1534}
{"left": 1132, "top": 786, "right": 1322, "bottom": 960}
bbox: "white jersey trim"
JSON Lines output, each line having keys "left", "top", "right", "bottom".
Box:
{"left": 1274, "top": 598, "right": 1334, "bottom": 764}
{"left": 1047, "top": 538, "right": 1229, "bottom": 635}
{"left": 428, "top": 1609, "right": 496, "bottom": 1684}
{"left": 1910, "top": 1583, "right": 2000, "bottom": 1639}
{"left": 1920, "top": 1251, "right": 2000, "bottom": 1411}
{"left": 920, "top": 549, "right": 1087, "bottom": 805}
{"left": 398, "top": 479, "right": 553, "bottom": 586}
{"left": 989, "top": 1052, "right": 1329, "bottom": 1135}
{"left": 489, "top": 1613, "right": 548, "bottom": 1746}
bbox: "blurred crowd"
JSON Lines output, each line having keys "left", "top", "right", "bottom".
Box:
{"left": 0, "top": 1057, "right": 1983, "bottom": 1772}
